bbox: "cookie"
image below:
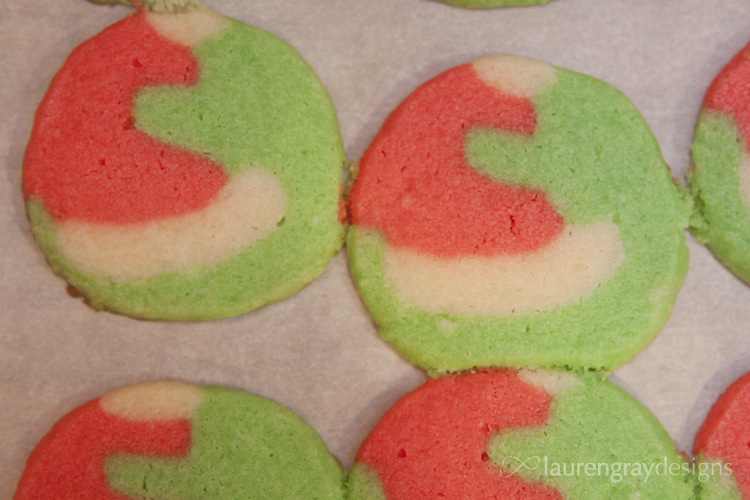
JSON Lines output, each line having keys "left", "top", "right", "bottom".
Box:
{"left": 22, "top": 2, "right": 344, "bottom": 320}
{"left": 436, "top": 0, "right": 551, "bottom": 8}
{"left": 694, "top": 372, "right": 750, "bottom": 499}
{"left": 348, "top": 370, "right": 695, "bottom": 499}
{"left": 689, "top": 42, "right": 750, "bottom": 285}
{"left": 347, "top": 55, "right": 689, "bottom": 373}
{"left": 14, "top": 381, "right": 344, "bottom": 498}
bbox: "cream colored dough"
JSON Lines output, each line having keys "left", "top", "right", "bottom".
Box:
{"left": 471, "top": 55, "right": 557, "bottom": 99}
{"left": 147, "top": 6, "right": 230, "bottom": 46}
{"left": 518, "top": 369, "right": 581, "bottom": 395}
{"left": 56, "top": 169, "right": 286, "bottom": 281}
{"left": 100, "top": 381, "right": 203, "bottom": 421}
{"left": 383, "top": 222, "right": 624, "bottom": 317}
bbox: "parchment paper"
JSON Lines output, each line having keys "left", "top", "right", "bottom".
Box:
{"left": 2, "top": 0, "right": 750, "bottom": 496}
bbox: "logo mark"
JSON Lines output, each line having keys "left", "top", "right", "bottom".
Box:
{"left": 500, "top": 456, "right": 541, "bottom": 478}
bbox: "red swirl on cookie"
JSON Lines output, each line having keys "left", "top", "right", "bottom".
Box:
{"left": 22, "top": 12, "right": 226, "bottom": 224}
{"left": 694, "top": 372, "right": 750, "bottom": 497}
{"left": 14, "top": 382, "right": 198, "bottom": 499}
{"left": 354, "top": 370, "right": 561, "bottom": 498}
{"left": 704, "top": 43, "right": 750, "bottom": 150}
{"left": 349, "top": 62, "right": 563, "bottom": 257}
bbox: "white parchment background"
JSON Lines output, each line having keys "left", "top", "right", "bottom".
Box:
{"left": 2, "top": 0, "right": 750, "bottom": 496}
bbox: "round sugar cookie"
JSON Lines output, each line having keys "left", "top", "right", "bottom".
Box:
{"left": 14, "top": 381, "right": 344, "bottom": 499}
{"left": 693, "top": 372, "right": 750, "bottom": 499}
{"left": 22, "top": 2, "right": 344, "bottom": 320}
{"left": 347, "top": 55, "right": 689, "bottom": 373}
{"left": 689, "top": 42, "right": 750, "bottom": 285}
{"left": 348, "top": 370, "right": 695, "bottom": 499}
{"left": 436, "top": 0, "right": 551, "bottom": 8}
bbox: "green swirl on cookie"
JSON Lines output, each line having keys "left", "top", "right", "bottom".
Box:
{"left": 14, "top": 382, "right": 344, "bottom": 498}
{"left": 106, "top": 385, "right": 344, "bottom": 498}
{"left": 690, "top": 42, "right": 750, "bottom": 285}
{"left": 348, "top": 370, "right": 695, "bottom": 498}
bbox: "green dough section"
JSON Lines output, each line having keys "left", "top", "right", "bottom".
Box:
{"left": 347, "top": 68, "right": 689, "bottom": 373}
{"left": 693, "top": 458, "right": 741, "bottom": 500}
{"left": 105, "top": 386, "right": 344, "bottom": 499}
{"left": 347, "top": 463, "right": 387, "bottom": 500}
{"left": 29, "top": 19, "right": 344, "bottom": 320}
{"left": 689, "top": 111, "right": 750, "bottom": 284}
{"left": 489, "top": 373, "right": 696, "bottom": 498}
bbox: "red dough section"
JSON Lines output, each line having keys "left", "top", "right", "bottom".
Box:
{"left": 694, "top": 372, "right": 750, "bottom": 497}
{"left": 356, "top": 370, "right": 561, "bottom": 498}
{"left": 704, "top": 43, "right": 750, "bottom": 151}
{"left": 349, "top": 64, "right": 563, "bottom": 257}
{"left": 22, "top": 13, "right": 226, "bottom": 224}
{"left": 14, "top": 399, "right": 191, "bottom": 499}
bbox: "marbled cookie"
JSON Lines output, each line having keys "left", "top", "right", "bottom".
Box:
{"left": 348, "top": 370, "right": 695, "bottom": 499}
{"left": 690, "top": 41, "right": 750, "bottom": 285}
{"left": 694, "top": 372, "right": 750, "bottom": 499}
{"left": 347, "top": 55, "right": 689, "bottom": 373}
{"left": 14, "top": 381, "right": 344, "bottom": 498}
{"left": 23, "top": 1, "right": 344, "bottom": 320}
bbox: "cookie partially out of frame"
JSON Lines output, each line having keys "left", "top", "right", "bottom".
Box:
{"left": 22, "top": 3, "right": 344, "bottom": 320}
{"left": 348, "top": 370, "right": 695, "bottom": 499}
{"left": 690, "top": 42, "right": 750, "bottom": 285}
{"left": 694, "top": 372, "right": 750, "bottom": 499}
{"left": 347, "top": 55, "right": 689, "bottom": 373}
{"left": 14, "top": 381, "right": 344, "bottom": 499}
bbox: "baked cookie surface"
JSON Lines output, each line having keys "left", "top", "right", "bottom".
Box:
{"left": 694, "top": 372, "right": 750, "bottom": 499}
{"left": 690, "top": 42, "right": 750, "bottom": 285}
{"left": 14, "top": 381, "right": 344, "bottom": 499}
{"left": 23, "top": 6, "right": 344, "bottom": 320}
{"left": 348, "top": 370, "right": 695, "bottom": 499}
{"left": 347, "top": 55, "right": 689, "bottom": 373}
